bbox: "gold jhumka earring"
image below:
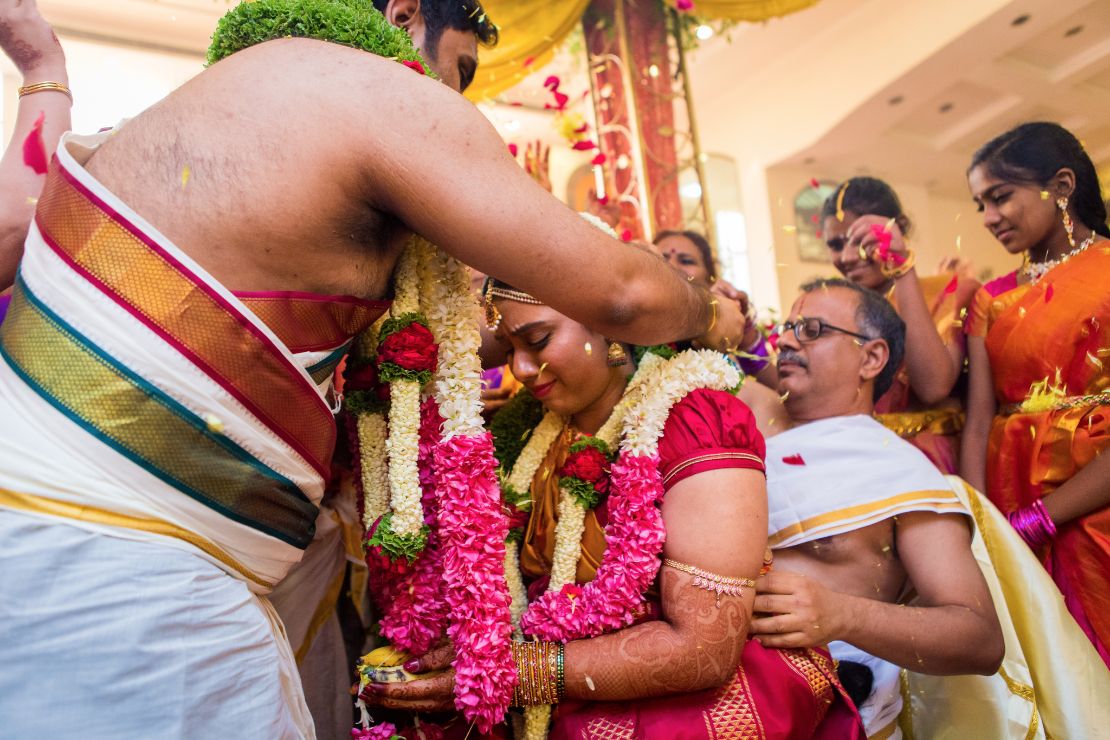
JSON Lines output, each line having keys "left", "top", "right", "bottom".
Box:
{"left": 1057, "top": 197, "right": 1077, "bottom": 249}
{"left": 606, "top": 342, "right": 628, "bottom": 367}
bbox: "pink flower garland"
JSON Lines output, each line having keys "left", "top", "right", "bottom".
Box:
{"left": 521, "top": 453, "right": 666, "bottom": 641}
{"left": 378, "top": 398, "right": 449, "bottom": 655}
{"left": 434, "top": 432, "right": 516, "bottom": 733}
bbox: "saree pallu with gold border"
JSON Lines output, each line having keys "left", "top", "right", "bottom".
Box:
{"left": 0, "top": 131, "right": 385, "bottom": 738}
{"left": 966, "top": 246, "right": 1110, "bottom": 667}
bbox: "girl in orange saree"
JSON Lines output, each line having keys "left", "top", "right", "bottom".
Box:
{"left": 820, "top": 177, "right": 978, "bottom": 474}
{"left": 962, "top": 122, "right": 1110, "bottom": 667}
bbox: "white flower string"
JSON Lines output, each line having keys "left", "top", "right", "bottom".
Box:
{"left": 382, "top": 241, "right": 430, "bottom": 538}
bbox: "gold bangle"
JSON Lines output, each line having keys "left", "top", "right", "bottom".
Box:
{"left": 706, "top": 296, "right": 719, "bottom": 334}
{"left": 18, "top": 81, "right": 72, "bottom": 102}
{"left": 880, "top": 248, "right": 916, "bottom": 279}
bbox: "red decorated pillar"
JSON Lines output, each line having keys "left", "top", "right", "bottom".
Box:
{"left": 582, "top": 0, "right": 688, "bottom": 241}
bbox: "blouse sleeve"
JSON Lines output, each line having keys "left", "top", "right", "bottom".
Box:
{"left": 657, "top": 388, "right": 766, "bottom": 493}
{"left": 964, "top": 284, "right": 994, "bottom": 338}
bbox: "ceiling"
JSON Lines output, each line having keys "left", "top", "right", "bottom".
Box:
{"left": 778, "top": 0, "right": 1110, "bottom": 198}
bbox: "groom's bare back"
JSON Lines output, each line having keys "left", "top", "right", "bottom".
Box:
{"left": 86, "top": 40, "right": 419, "bottom": 300}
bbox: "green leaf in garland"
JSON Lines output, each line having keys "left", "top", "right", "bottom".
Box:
{"left": 377, "top": 362, "right": 433, "bottom": 386}
{"left": 489, "top": 389, "right": 546, "bottom": 472}
{"left": 560, "top": 476, "right": 601, "bottom": 510}
{"left": 568, "top": 436, "right": 612, "bottom": 459}
{"left": 365, "top": 512, "right": 428, "bottom": 563}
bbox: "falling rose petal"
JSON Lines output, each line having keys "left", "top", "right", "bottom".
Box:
{"left": 544, "top": 75, "right": 561, "bottom": 90}
{"left": 619, "top": 229, "right": 633, "bottom": 242}
{"left": 597, "top": 195, "right": 610, "bottom": 205}
{"left": 509, "top": 101, "right": 523, "bottom": 107}
{"left": 943, "top": 275, "right": 958, "bottom": 295}
{"left": 591, "top": 152, "right": 607, "bottom": 166}
{"left": 781, "top": 454, "right": 806, "bottom": 466}
{"left": 1045, "top": 284, "right": 1054, "bottom": 302}
{"left": 574, "top": 122, "right": 590, "bottom": 134}
{"left": 815, "top": 230, "right": 823, "bottom": 239}
{"left": 522, "top": 56, "right": 536, "bottom": 68}
{"left": 23, "top": 112, "right": 48, "bottom": 175}
{"left": 676, "top": 0, "right": 695, "bottom": 11}
{"left": 507, "top": 143, "right": 519, "bottom": 157}
{"left": 809, "top": 178, "right": 820, "bottom": 189}
{"left": 400, "top": 60, "right": 426, "bottom": 75}
{"left": 810, "top": 214, "right": 819, "bottom": 224}
{"left": 572, "top": 140, "right": 598, "bottom": 151}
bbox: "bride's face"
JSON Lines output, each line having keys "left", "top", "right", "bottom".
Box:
{"left": 494, "top": 301, "right": 615, "bottom": 419}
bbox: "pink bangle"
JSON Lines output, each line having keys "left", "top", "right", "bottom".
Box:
{"left": 1007, "top": 499, "right": 1057, "bottom": 549}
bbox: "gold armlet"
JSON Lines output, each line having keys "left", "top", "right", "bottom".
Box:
{"left": 662, "top": 558, "right": 756, "bottom": 608}
{"left": 511, "top": 640, "right": 564, "bottom": 707}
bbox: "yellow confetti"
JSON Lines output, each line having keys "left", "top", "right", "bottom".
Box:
{"left": 1020, "top": 369, "right": 1066, "bottom": 413}
{"left": 956, "top": 235, "right": 962, "bottom": 252}
{"left": 585, "top": 675, "right": 596, "bottom": 691}
{"left": 26, "top": 196, "right": 37, "bottom": 206}
{"left": 538, "top": 362, "right": 549, "bottom": 376}
{"left": 782, "top": 225, "right": 797, "bottom": 233}
{"left": 1087, "top": 352, "right": 1104, "bottom": 371}
{"left": 955, "top": 213, "right": 961, "bottom": 222}
{"left": 768, "top": 418, "right": 777, "bottom": 427}
{"left": 1040, "top": 190, "right": 1050, "bottom": 200}
{"left": 180, "top": 165, "right": 191, "bottom": 188}
{"left": 205, "top": 413, "right": 224, "bottom": 434}
{"left": 583, "top": 342, "right": 592, "bottom": 356}
{"left": 1018, "top": 307, "right": 1027, "bottom": 319}
{"left": 1030, "top": 427, "right": 1037, "bottom": 440}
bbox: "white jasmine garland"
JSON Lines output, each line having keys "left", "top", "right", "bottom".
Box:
{"left": 381, "top": 240, "right": 429, "bottom": 537}
{"left": 357, "top": 412, "right": 390, "bottom": 530}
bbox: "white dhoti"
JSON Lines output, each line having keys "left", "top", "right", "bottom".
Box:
{"left": 0, "top": 509, "right": 310, "bottom": 739}
{"left": 0, "top": 130, "right": 382, "bottom": 739}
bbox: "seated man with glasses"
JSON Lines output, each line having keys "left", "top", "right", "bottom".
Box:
{"left": 750, "top": 278, "right": 1004, "bottom": 738}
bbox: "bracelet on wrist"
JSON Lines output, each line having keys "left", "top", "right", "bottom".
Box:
{"left": 19, "top": 81, "right": 71, "bottom": 102}
{"left": 1008, "top": 498, "right": 1057, "bottom": 549}
{"left": 879, "top": 248, "right": 916, "bottom": 279}
{"left": 511, "top": 640, "right": 563, "bottom": 707}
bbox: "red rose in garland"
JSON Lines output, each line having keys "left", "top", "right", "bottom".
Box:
{"left": 558, "top": 438, "right": 613, "bottom": 508}
{"left": 380, "top": 322, "right": 438, "bottom": 372}
{"left": 377, "top": 313, "right": 439, "bottom": 385}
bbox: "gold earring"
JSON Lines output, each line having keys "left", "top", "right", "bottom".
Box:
{"left": 607, "top": 341, "right": 628, "bottom": 367}
{"left": 1057, "top": 197, "right": 1076, "bottom": 249}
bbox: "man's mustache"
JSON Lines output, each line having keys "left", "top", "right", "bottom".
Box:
{"left": 776, "top": 350, "right": 808, "bottom": 369}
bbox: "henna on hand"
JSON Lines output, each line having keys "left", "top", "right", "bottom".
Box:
{"left": 562, "top": 568, "right": 751, "bottom": 702}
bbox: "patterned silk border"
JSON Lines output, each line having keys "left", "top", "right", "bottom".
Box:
{"left": 237, "top": 292, "right": 387, "bottom": 354}
{"left": 34, "top": 165, "right": 335, "bottom": 479}
{"left": 0, "top": 280, "right": 318, "bottom": 549}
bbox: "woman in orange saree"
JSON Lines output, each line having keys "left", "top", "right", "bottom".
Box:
{"left": 962, "top": 122, "right": 1110, "bottom": 667}
{"left": 820, "top": 177, "right": 978, "bottom": 474}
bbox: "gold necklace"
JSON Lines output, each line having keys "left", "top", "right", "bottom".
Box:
{"left": 1022, "top": 234, "right": 1097, "bottom": 285}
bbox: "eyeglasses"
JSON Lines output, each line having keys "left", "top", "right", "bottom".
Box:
{"left": 777, "top": 317, "right": 874, "bottom": 344}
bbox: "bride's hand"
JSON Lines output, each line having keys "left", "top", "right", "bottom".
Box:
{"left": 359, "top": 642, "right": 458, "bottom": 712}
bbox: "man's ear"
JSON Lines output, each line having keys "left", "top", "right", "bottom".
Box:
{"left": 859, "top": 338, "right": 889, "bottom": 386}
{"left": 383, "top": 0, "right": 422, "bottom": 31}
